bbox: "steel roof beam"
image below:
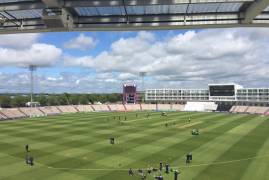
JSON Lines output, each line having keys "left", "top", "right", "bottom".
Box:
{"left": 76, "top": 13, "right": 240, "bottom": 24}
{"left": 1, "top": 19, "right": 269, "bottom": 34}
{"left": 64, "top": 0, "right": 254, "bottom": 7}
{"left": 0, "top": 1, "right": 45, "bottom": 11}
{"left": 242, "top": 0, "right": 269, "bottom": 23}
{"left": 0, "top": 0, "right": 254, "bottom": 11}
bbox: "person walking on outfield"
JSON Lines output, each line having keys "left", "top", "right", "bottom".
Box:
{"left": 165, "top": 163, "right": 169, "bottom": 174}
{"left": 25, "top": 155, "right": 34, "bottom": 166}
{"left": 159, "top": 162, "right": 163, "bottom": 171}
{"left": 174, "top": 170, "right": 179, "bottom": 180}
{"left": 25, "top": 144, "right": 29, "bottom": 152}
{"left": 186, "top": 154, "right": 190, "bottom": 164}
{"left": 128, "top": 168, "right": 134, "bottom": 176}
{"left": 29, "top": 156, "right": 34, "bottom": 166}
{"left": 186, "top": 152, "right": 192, "bottom": 164}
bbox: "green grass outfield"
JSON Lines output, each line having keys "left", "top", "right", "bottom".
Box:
{"left": 0, "top": 111, "right": 269, "bottom": 180}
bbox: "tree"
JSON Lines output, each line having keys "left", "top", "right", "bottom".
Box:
{"left": 10, "top": 95, "right": 29, "bottom": 107}
{"left": 79, "top": 94, "right": 89, "bottom": 105}
{"left": 0, "top": 95, "right": 11, "bottom": 108}
{"left": 69, "top": 94, "right": 80, "bottom": 105}
{"left": 47, "top": 95, "right": 58, "bottom": 106}
{"left": 36, "top": 94, "right": 48, "bottom": 106}
{"left": 63, "top": 93, "right": 71, "bottom": 105}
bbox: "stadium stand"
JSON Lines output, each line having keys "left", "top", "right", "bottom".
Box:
{"left": 19, "top": 107, "right": 44, "bottom": 117}
{"left": 123, "top": 104, "right": 127, "bottom": 111}
{"left": 107, "top": 105, "right": 112, "bottom": 111}
{"left": 230, "top": 105, "right": 269, "bottom": 115}
{"left": 0, "top": 108, "right": 27, "bottom": 119}
{"left": 141, "top": 104, "right": 157, "bottom": 111}
{"left": 246, "top": 106, "right": 256, "bottom": 114}
{"left": 265, "top": 109, "right": 269, "bottom": 116}
{"left": 171, "top": 104, "right": 185, "bottom": 111}
{"left": 234, "top": 106, "right": 248, "bottom": 113}
{"left": 91, "top": 104, "right": 110, "bottom": 112}
{"left": 229, "top": 106, "right": 236, "bottom": 112}
{"left": 124, "top": 104, "right": 141, "bottom": 111}
{"left": 1, "top": 103, "right": 268, "bottom": 121}
{"left": 0, "top": 111, "right": 7, "bottom": 120}
{"left": 108, "top": 104, "right": 126, "bottom": 111}
{"left": 39, "top": 106, "right": 61, "bottom": 116}
{"left": 255, "top": 107, "right": 269, "bottom": 114}
{"left": 101, "top": 104, "right": 110, "bottom": 111}
{"left": 74, "top": 105, "right": 94, "bottom": 112}
{"left": 157, "top": 104, "right": 171, "bottom": 111}
{"left": 91, "top": 105, "right": 101, "bottom": 111}
{"left": 57, "top": 105, "right": 78, "bottom": 113}
{"left": 184, "top": 102, "right": 218, "bottom": 112}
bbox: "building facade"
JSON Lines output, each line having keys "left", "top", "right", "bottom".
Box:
{"left": 145, "top": 84, "right": 269, "bottom": 106}
{"left": 122, "top": 84, "right": 137, "bottom": 104}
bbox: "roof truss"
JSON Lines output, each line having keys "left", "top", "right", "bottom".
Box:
{"left": 0, "top": 0, "right": 268, "bottom": 34}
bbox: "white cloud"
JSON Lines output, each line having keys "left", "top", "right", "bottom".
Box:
{"left": 64, "top": 55, "right": 94, "bottom": 67}
{"left": 0, "top": 43, "right": 62, "bottom": 67}
{"left": 64, "top": 34, "right": 97, "bottom": 51}
{"left": 118, "top": 73, "right": 137, "bottom": 80}
{"left": 0, "top": 33, "right": 40, "bottom": 49}
{"left": 64, "top": 29, "right": 269, "bottom": 88}
{"left": 0, "top": 71, "right": 125, "bottom": 93}
{"left": 0, "top": 33, "right": 62, "bottom": 67}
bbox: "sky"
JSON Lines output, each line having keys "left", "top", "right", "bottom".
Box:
{"left": 0, "top": 28, "right": 269, "bottom": 93}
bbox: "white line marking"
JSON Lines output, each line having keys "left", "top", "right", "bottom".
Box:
{"left": 44, "top": 154, "right": 269, "bottom": 171}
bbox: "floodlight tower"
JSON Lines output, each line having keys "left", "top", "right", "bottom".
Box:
{"left": 139, "top": 72, "right": 147, "bottom": 103}
{"left": 29, "top": 65, "right": 37, "bottom": 107}
{"left": 139, "top": 72, "right": 147, "bottom": 91}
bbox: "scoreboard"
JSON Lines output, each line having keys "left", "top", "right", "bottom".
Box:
{"left": 209, "top": 85, "right": 235, "bottom": 97}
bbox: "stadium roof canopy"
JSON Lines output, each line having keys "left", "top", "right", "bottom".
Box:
{"left": 0, "top": 0, "right": 269, "bottom": 34}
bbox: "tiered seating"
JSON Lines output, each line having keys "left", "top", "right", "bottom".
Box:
{"left": 91, "top": 104, "right": 101, "bottom": 111}
{"left": 235, "top": 106, "right": 248, "bottom": 113}
{"left": 157, "top": 104, "right": 171, "bottom": 111}
{"left": 75, "top": 105, "right": 94, "bottom": 112}
{"left": 100, "top": 104, "right": 110, "bottom": 111}
{"left": 39, "top": 106, "right": 61, "bottom": 115}
{"left": 255, "top": 107, "right": 269, "bottom": 114}
{"left": 91, "top": 104, "right": 110, "bottom": 111}
{"left": 108, "top": 104, "right": 126, "bottom": 111}
{"left": 57, "top": 105, "right": 77, "bottom": 113}
{"left": 265, "top": 109, "right": 269, "bottom": 116}
{"left": 0, "top": 108, "right": 27, "bottom": 119}
{"left": 229, "top": 106, "right": 236, "bottom": 112}
{"left": 141, "top": 104, "right": 156, "bottom": 111}
{"left": 171, "top": 104, "right": 185, "bottom": 111}
{"left": 0, "top": 112, "right": 7, "bottom": 120}
{"left": 246, "top": 106, "right": 269, "bottom": 114}
{"left": 125, "top": 104, "right": 141, "bottom": 111}
{"left": 108, "top": 104, "right": 117, "bottom": 111}
{"left": 230, "top": 105, "right": 269, "bottom": 115}
{"left": 246, "top": 106, "right": 257, "bottom": 114}
{"left": 19, "top": 107, "right": 44, "bottom": 117}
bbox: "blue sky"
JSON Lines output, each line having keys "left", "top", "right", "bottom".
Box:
{"left": 0, "top": 28, "right": 269, "bottom": 93}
